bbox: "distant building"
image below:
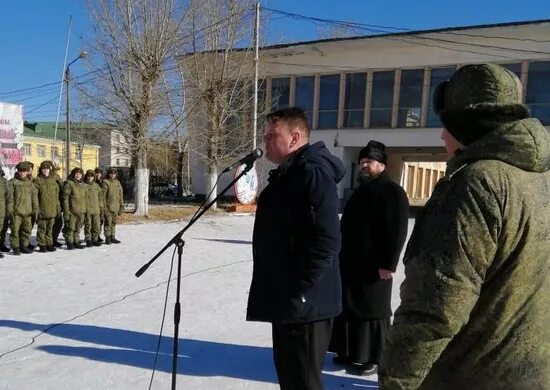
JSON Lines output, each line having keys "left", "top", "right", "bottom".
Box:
{"left": 23, "top": 122, "right": 131, "bottom": 177}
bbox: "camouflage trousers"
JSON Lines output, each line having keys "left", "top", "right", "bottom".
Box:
{"left": 85, "top": 213, "right": 101, "bottom": 241}
{"left": 63, "top": 213, "right": 84, "bottom": 245}
{"left": 0, "top": 216, "right": 9, "bottom": 246}
{"left": 10, "top": 214, "right": 32, "bottom": 249}
{"left": 37, "top": 218, "right": 55, "bottom": 246}
{"left": 104, "top": 211, "right": 118, "bottom": 238}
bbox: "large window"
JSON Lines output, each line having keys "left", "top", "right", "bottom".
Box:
{"left": 295, "top": 76, "right": 314, "bottom": 125}
{"left": 37, "top": 145, "right": 46, "bottom": 158}
{"left": 427, "top": 67, "right": 456, "bottom": 127}
{"left": 344, "top": 73, "right": 367, "bottom": 128}
{"left": 370, "top": 71, "right": 395, "bottom": 128}
{"left": 318, "top": 75, "right": 340, "bottom": 129}
{"left": 398, "top": 69, "right": 424, "bottom": 127}
{"left": 526, "top": 61, "right": 550, "bottom": 125}
{"left": 23, "top": 143, "right": 31, "bottom": 157}
{"left": 271, "top": 77, "right": 290, "bottom": 111}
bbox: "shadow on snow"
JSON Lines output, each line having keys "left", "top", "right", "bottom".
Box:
{"left": 0, "top": 319, "right": 377, "bottom": 389}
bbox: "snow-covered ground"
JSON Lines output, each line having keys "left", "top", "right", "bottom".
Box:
{"left": 0, "top": 215, "right": 413, "bottom": 390}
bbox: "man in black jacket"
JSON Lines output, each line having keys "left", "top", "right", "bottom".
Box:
{"left": 247, "top": 107, "right": 345, "bottom": 390}
{"left": 329, "top": 141, "right": 409, "bottom": 376}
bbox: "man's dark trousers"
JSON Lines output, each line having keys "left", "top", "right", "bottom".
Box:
{"left": 272, "top": 319, "right": 332, "bottom": 390}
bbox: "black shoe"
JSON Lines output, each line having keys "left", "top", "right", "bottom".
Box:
{"left": 47, "top": 246, "right": 56, "bottom": 252}
{"left": 39, "top": 246, "right": 48, "bottom": 253}
{"left": 0, "top": 245, "right": 10, "bottom": 252}
{"left": 66, "top": 243, "right": 74, "bottom": 250}
{"left": 86, "top": 240, "right": 93, "bottom": 247}
{"left": 12, "top": 248, "right": 21, "bottom": 256}
{"left": 92, "top": 241, "right": 101, "bottom": 247}
{"left": 53, "top": 241, "right": 63, "bottom": 248}
{"left": 332, "top": 355, "right": 352, "bottom": 365}
{"left": 98, "top": 237, "right": 104, "bottom": 243}
{"left": 21, "top": 247, "right": 33, "bottom": 254}
{"left": 353, "top": 363, "right": 378, "bottom": 376}
{"left": 111, "top": 237, "right": 121, "bottom": 244}
{"left": 74, "top": 242, "right": 84, "bottom": 249}
{"left": 104, "top": 237, "right": 112, "bottom": 245}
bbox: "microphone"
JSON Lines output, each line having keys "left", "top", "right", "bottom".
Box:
{"left": 222, "top": 148, "right": 263, "bottom": 173}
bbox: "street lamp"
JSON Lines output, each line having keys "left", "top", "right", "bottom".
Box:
{"left": 65, "top": 51, "right": 88, "bottom": 177}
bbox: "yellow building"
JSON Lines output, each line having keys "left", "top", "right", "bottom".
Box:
{"left": 23, "top": 122, "right": 100, "bottom": 178}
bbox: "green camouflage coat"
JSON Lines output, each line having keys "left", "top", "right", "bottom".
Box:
{"left": 102, "top": 178, "right": 123, "bottom": 215}
{"left": 34, "top": 174, "right": 60, "bottom": 219}
{"left": 7, "top": 175, "right": 39, "bottom": 217}
{"left": 62, "top": 178, "right": 87, "bottom": 215}
{"left": 85, "top": 181, "right": 104, "bottom": 216}
{"left": 379, "top": 118, "right": 550, "bottom": 389}
{"left": 0, "top": 176, "right": 7, "bottom": 220}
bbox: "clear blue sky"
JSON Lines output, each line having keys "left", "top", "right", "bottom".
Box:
{"left": 1, "top": 0, "right": 549, "bottom": 121}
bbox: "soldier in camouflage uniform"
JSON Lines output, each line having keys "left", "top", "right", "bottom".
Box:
{"left": 0, "top": 168, "right": 9, "bottom": 254}
{"left": 84, "top": 169, "right": 103, "bottom": 247}
{"left": 94, "top": 167, "right": 104, "bottom": 242}
{"left": 101, "top": 167, "right": 123, "bottom": 245}
{"left": 33, "top": 161, "right": 61, "bottom": 252}
{"left": 7, "top": 162, "right": 39, "bottom": 255}
{"left": 62, "top": 167, "right": 86, "bottom": 250}
{"left": 379, "top": 64, "right": 550, "bottom": 389}
{"left": 50, "top": 163, "right": 64, "bottom": 247}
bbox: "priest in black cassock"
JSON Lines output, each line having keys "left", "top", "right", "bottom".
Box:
{"left": 329, "top": 140, "right": 409, "bottom": 376}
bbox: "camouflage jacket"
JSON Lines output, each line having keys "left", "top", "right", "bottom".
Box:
{"left": 7, "top": 175, "right": 39, "bottom": 217}
{"left": 379, "top": 118, "right": 550, "bottom": 389}
{"left": 34, "top": 174, "right": 60, "bottom": 219}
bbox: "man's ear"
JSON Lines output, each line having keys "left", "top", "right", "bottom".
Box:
{"left": 290, "top": 128, "right": 301, "bottom": 148}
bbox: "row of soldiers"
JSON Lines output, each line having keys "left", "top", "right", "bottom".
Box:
{"left": 0, "top": 161, "right": 124, "bottom": 257}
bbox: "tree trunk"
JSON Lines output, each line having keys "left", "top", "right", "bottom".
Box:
{"left": 133, "top": 146, "right": 149, "bottom": 216}
{"left": 177, "top": 150, "right": 185, "bottom": 197}
{"left": 206, "top": 163, "right": 218, "bottom": 210}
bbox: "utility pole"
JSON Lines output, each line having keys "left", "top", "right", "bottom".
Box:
{"left": 64, "top": 51, "right": 88, "bottom": 177}
{"left": 252, "top": 2, "right": 260, "bottom": 149}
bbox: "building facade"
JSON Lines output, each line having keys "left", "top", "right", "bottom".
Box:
{"left": 190, "top": 19, "right": 550, "bottom": 204}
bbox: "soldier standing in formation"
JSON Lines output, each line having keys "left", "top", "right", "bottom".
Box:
{"left": 101, "top": 168, "right": 123, "bottom": 245}
{"left": 62, "top": 167, "right": 86, "bottom": 250}
{"left": 33, "top": 161, "right": 60, "bottom": 252}
{"left": 7, "top": 162, "right": 38, "bottom": 255}
{"left": 51, "top": 163, "right": 64, "bottom": 247}
{"left": 0, "top": 168, "right": 8, "bottom": 255}
{"left": 84, "top": 169, "right": 103, "bottom": 247}
{"left": 94, "top": 168, "right": 104, "bottom": 242}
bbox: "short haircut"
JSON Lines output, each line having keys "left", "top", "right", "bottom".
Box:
{"left": 266, "top": 107, "right": 310, "bottom": 138}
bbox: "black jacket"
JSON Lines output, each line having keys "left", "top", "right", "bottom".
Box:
{"left": 247, "top": 142, "right": 345, "bottom": 323}
{"left": 339, "top": 171, "right": 409, "bottom": 319}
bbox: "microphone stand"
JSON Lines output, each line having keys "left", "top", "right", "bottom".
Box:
{"left": 135, "top": 161, "right": 257, "bottom": 390}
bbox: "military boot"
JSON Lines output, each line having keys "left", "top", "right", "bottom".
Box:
{"left": 111, "top": 237, "right": 121, "bottom": 244}
{"left": 66, "top": 243, "right": 74, "bottom": 250}
{"left": 0, "top": 244, "right": 10, "bottom": 252}
{"left": 74, "top": 242, "right": 84, "bottom": 249}
{"left": 47, "top": 246, "right": 56, "bottom": 252}
{"left": 104, "top": 236, "right": 112, "bottom": 245}
{"left": 12, "top": 248, "right": 21, "bottom": 256}
{"left": 21, "top": 247, "right": 33, "bottom": 254}
{"left": 92, "top": 241, "right": 101, "bottom": 247}
{"left": 53, "top": 241, "right": 63, "bottom": 248}
{"left": 39, "top": 246, "right": 48, "bottom": 253}
{"left": 86, "top": 240, "right": 93, "bottom": 247}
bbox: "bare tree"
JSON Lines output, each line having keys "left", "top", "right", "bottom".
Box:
{"left": 81, "top": 0, "right": 187, "bottom": 216}
{"left": 180, "top": 0, "right": 265, "bottom": 208}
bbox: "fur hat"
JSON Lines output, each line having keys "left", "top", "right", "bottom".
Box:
{"left": 94, "top": 167, "right": 103, "bottom": 174}
{"left": 70, "top": 167, "right": 84, "bottom": 177}
{"left": 106, "top": 167, "right": 117, "bottom": 175}
{"left": 433, "top": 64, "right": 529, "bottom": 145}
{"left": 16, "top": 161, "right": 32, "bottom": 172}
{"left": 359, "top": 140, "right": 387, "bottom": 164}
{"left": 39, "top": 161, "right": 53, "bottom": 170}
